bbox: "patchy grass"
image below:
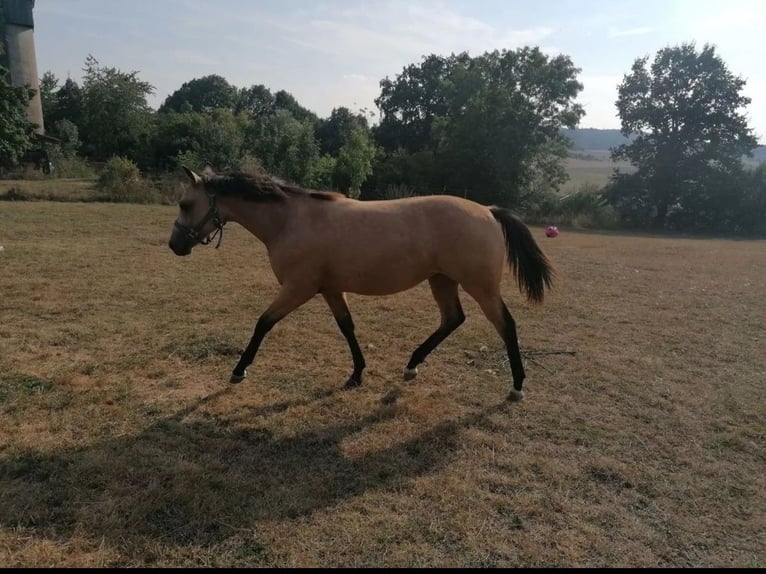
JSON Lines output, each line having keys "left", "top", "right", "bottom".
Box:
{"left": 0, "top": 178, "right": 100, "bottom": 202}
{"left": 0, "top": 201, "right": 763, "bottom": 567}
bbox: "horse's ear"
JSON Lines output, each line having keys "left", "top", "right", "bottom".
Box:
{"left": 181, "top": 165, "right": 202, "bottom": 185}
{"left": 202, "top": 165, "right": 216, "bottom": 179}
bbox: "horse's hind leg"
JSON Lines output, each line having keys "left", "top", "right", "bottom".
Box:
{"left": 464, "top": 287, "right": 526, "bottom": 402}
{"left": 323, "top": 292, "right": 366, "bottom": 389}
{"left": 404, "top": 274, "right": 465, "bottom": 380}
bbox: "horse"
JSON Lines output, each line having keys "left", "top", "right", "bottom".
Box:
{"left": 168, "top": 167, "right": 554, "bottom": 402}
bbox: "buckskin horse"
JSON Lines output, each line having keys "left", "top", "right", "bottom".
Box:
{"left": 168, "top": 167, "right": 554, "bottom": 401}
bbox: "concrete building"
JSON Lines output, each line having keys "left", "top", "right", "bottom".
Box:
{"left": 1, "top": 0, "right": 44, "bottom": 134}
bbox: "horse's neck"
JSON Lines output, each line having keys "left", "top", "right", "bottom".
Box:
{"left": 221, "top": 198, "right": 290, "bottom": 247}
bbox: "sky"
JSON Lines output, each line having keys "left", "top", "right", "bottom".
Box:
{"left": 32, "top": 0, "right": 766, "bottom": 142}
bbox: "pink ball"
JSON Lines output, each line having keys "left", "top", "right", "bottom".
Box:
{"left": 545, "top": 226, "right": 559, "bottom": 238}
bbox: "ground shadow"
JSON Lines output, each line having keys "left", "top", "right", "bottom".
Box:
{"left": 0, "top": 388, "right": 512, "bottom": 552}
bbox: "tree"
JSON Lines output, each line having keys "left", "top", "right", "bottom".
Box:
{"left": 38, "top": 71, "right": 59, "bottom": 124}
{"left": 236, "top": 84, "right": 275, "bottom": 117}
{"left": 159, "top": 74, "right": 239, "bottom": 113}
{"left": 52, "top": 77, "right": 84, "bottom": 132}
{"left": 609, "top": 43, "right": 758, "bottom": 229}
{"left": 375, "top": 53, "right": 470, "bottom": 153}
{"left": 0, "top": 47, "right": 36, "bottom": 166}
{"left": 51, "top": 118, "right": 80, "bottom": 155}
{"left": 374, "top": 48, "right": 584, "bottom": 206}
{"left": 317, "top": 106, "right": 369, "bottom": 156}
{"left": 251, "top": 109, "right": 321, "bottom": 187}
{"left": 334, "top": 126, "right": 377, "bottom": 197}
{"left": 273, "top": 89, "right": 319, "bottom": 125}
{"left": 78, "top": 55, "right": 155, "bottom": 161}
{"left": 152, "top": 109, "right": 245, "bottom": 170}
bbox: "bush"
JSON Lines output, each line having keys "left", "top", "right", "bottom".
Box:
{"left": 235, "top": 153, "right": 264, "bottom": 174}
{"left": 147, "top": 172, "right": 184, "bottom": 205}
{"left": 382, "top": 183, "right": 417, "bottom": 200}
{"left": 533, "top": 183, "right": 618, "bottom": 229}
{"left": 48, "top": 148, "right": 96, "bottom": 179}
{"left": 175, "top": 149, "right": 204, "bottom": 173}
{"left": 97, "top": 156, "right": 155, "bottom": 203}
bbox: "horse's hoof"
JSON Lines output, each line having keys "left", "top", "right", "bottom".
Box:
{"left": 403, "top": 367, "right": 418, "bottom": 381}
{"left": 230, "top": 370, "right": 246, "bottom": 384}
{"left": 507, "top": 389, "right": 524, "bottom": 402}
{"left": 343, "top": 376, "right": 361, "bottom": 389}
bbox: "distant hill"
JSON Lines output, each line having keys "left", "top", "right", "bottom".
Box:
{"left": 562, "top": 128, "right": 631, "bottom": 151}
{"left": 563, "top": 128, "right": 765, "bottom": 163}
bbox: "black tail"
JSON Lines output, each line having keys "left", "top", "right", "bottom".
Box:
{"left": 490, "top": 207, "right": 554, "bottom": 304}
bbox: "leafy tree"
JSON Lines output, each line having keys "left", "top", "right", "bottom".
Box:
{"left": 236, "top": 84, "right": 275, "bottom": 118}
{"left": 311, "top": 154, "right": 336, "bottom": 190}
{"left": 51, "top": 118, "right": 80, "bottom": 155}
{"left": 375, "top": 53, "right": 470, "bottom": 153}
{"left": 52, "top": 77, "right": 84, "bottom": 131}
{"left": 250, "top": 109, "right": 320, "bottom": 186}
{"left": 152, "top": 109, "right": 245, "bottom": 170}
{"left": 317, "top": 106, "right": 369, "bottom": 156}
{"left": 0, "top": 47, "right": 36, "bottom": 166}
{"left": 159, "top": 74, "right": 239, "bottom": 113}
{"left": 334, "top": 126, "right": 377, "bottom": 197}
{"left": 609, "top": 43, "right": 758, "bottom": 229}
{"left": 362, "top": 149, "right": 436, "bottom": 199}
{"left": 737, "top": 164, "right": 766, "bottom": 235}
{"left": 273, "top": 89, "right": 319, "bottom": 125}
{"left": 38, "top": 71, "right": 59, "bottom": 124}
{"left": 374, "top": 48, "right": 584, "bottom": 206}
{"left": 78, "top": 55, "right": 155, "bottom": 161}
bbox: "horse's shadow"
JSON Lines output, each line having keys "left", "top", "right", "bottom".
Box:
{"left": 0, "top": 388, "right": 511, "bottom": 549}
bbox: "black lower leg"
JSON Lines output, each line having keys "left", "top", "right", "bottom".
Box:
{"left": 406, "top": 307, "right": 465, "bottom": 370}
{"left": 231, "top": 314, "right": 276, "bottom": 381}
{"left": 335, "top": 313, "right": 366, "bottom": 387}
{"left": 501, "top": 304, "right": 525, "bottom": 392}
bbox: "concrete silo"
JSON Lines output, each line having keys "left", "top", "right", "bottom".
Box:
{"left": 1, "top": 0, "right": 44, "bottom": 133}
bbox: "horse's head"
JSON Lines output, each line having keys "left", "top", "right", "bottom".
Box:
{"left": 168, "top": 166, "right": 224, "bottom": 256}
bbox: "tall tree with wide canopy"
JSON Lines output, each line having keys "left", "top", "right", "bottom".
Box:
{"left": 374, "top": 48, "right": 584, "bottom": 206}
{"left": 78, "top": 55, "right": 155, "bottom": 161}
{"left": 159, "top": 74, "right": 239, "bottom": 114}
{"left": 609, "top": 43, "right": 758, "bottom": 229}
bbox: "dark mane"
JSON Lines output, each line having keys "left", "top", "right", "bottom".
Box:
{"left": 203, "top": 171, "right": 341, "bottom": 202}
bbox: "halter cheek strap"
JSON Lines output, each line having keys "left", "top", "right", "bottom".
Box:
{"left": 174, "top": 192, "right": 225, "bottom": 249}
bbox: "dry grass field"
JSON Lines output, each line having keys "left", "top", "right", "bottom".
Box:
{"left": 562, "top": 151, "right": 635, "bottom": 192}
{"left": 0, "top": 199, "right": 763, "bottom": 567}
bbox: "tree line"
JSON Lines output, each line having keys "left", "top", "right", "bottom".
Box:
{"left": 1, "top": 42, "right": 765, "bottom": 235}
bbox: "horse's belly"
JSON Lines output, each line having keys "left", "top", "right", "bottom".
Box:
{"left": 324, "top": 254, "right": 435, "bottom": 296}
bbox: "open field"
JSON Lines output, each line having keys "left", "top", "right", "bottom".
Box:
{"left": 562, "top": 150, "right": 634, "bottom": 193}
{"left": 0, "top": 200, "right": 764, "bottom": 567}
{"left": 0, "top": 177, "right": 99, "bottom": 202}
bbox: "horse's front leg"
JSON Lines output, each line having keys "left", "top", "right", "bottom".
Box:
{"left": 230, "top": 284, "right": 315, "bottom": 383}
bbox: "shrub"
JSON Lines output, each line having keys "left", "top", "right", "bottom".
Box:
{"left": 537, "top": 183, "right": 618, "bottom": 229}
{"left": 48, "top": 148, "right": 96, "bottom": 179}
{"left": 382, "top": 183, "right": 417, "bottom": 200}
{"left": 97, "top": 156, "right": 155, "bottom": 203}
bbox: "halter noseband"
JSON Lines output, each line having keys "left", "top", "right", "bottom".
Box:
{"left": 174, "top": 190, "right": 225, "bottom": 249}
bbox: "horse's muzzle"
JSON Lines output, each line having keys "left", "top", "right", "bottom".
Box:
{"left": 169, "top": 223, "right": 196, "bottom": 256}
{"left": 169, "top": 240, "right": 192, "bottom": 256}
